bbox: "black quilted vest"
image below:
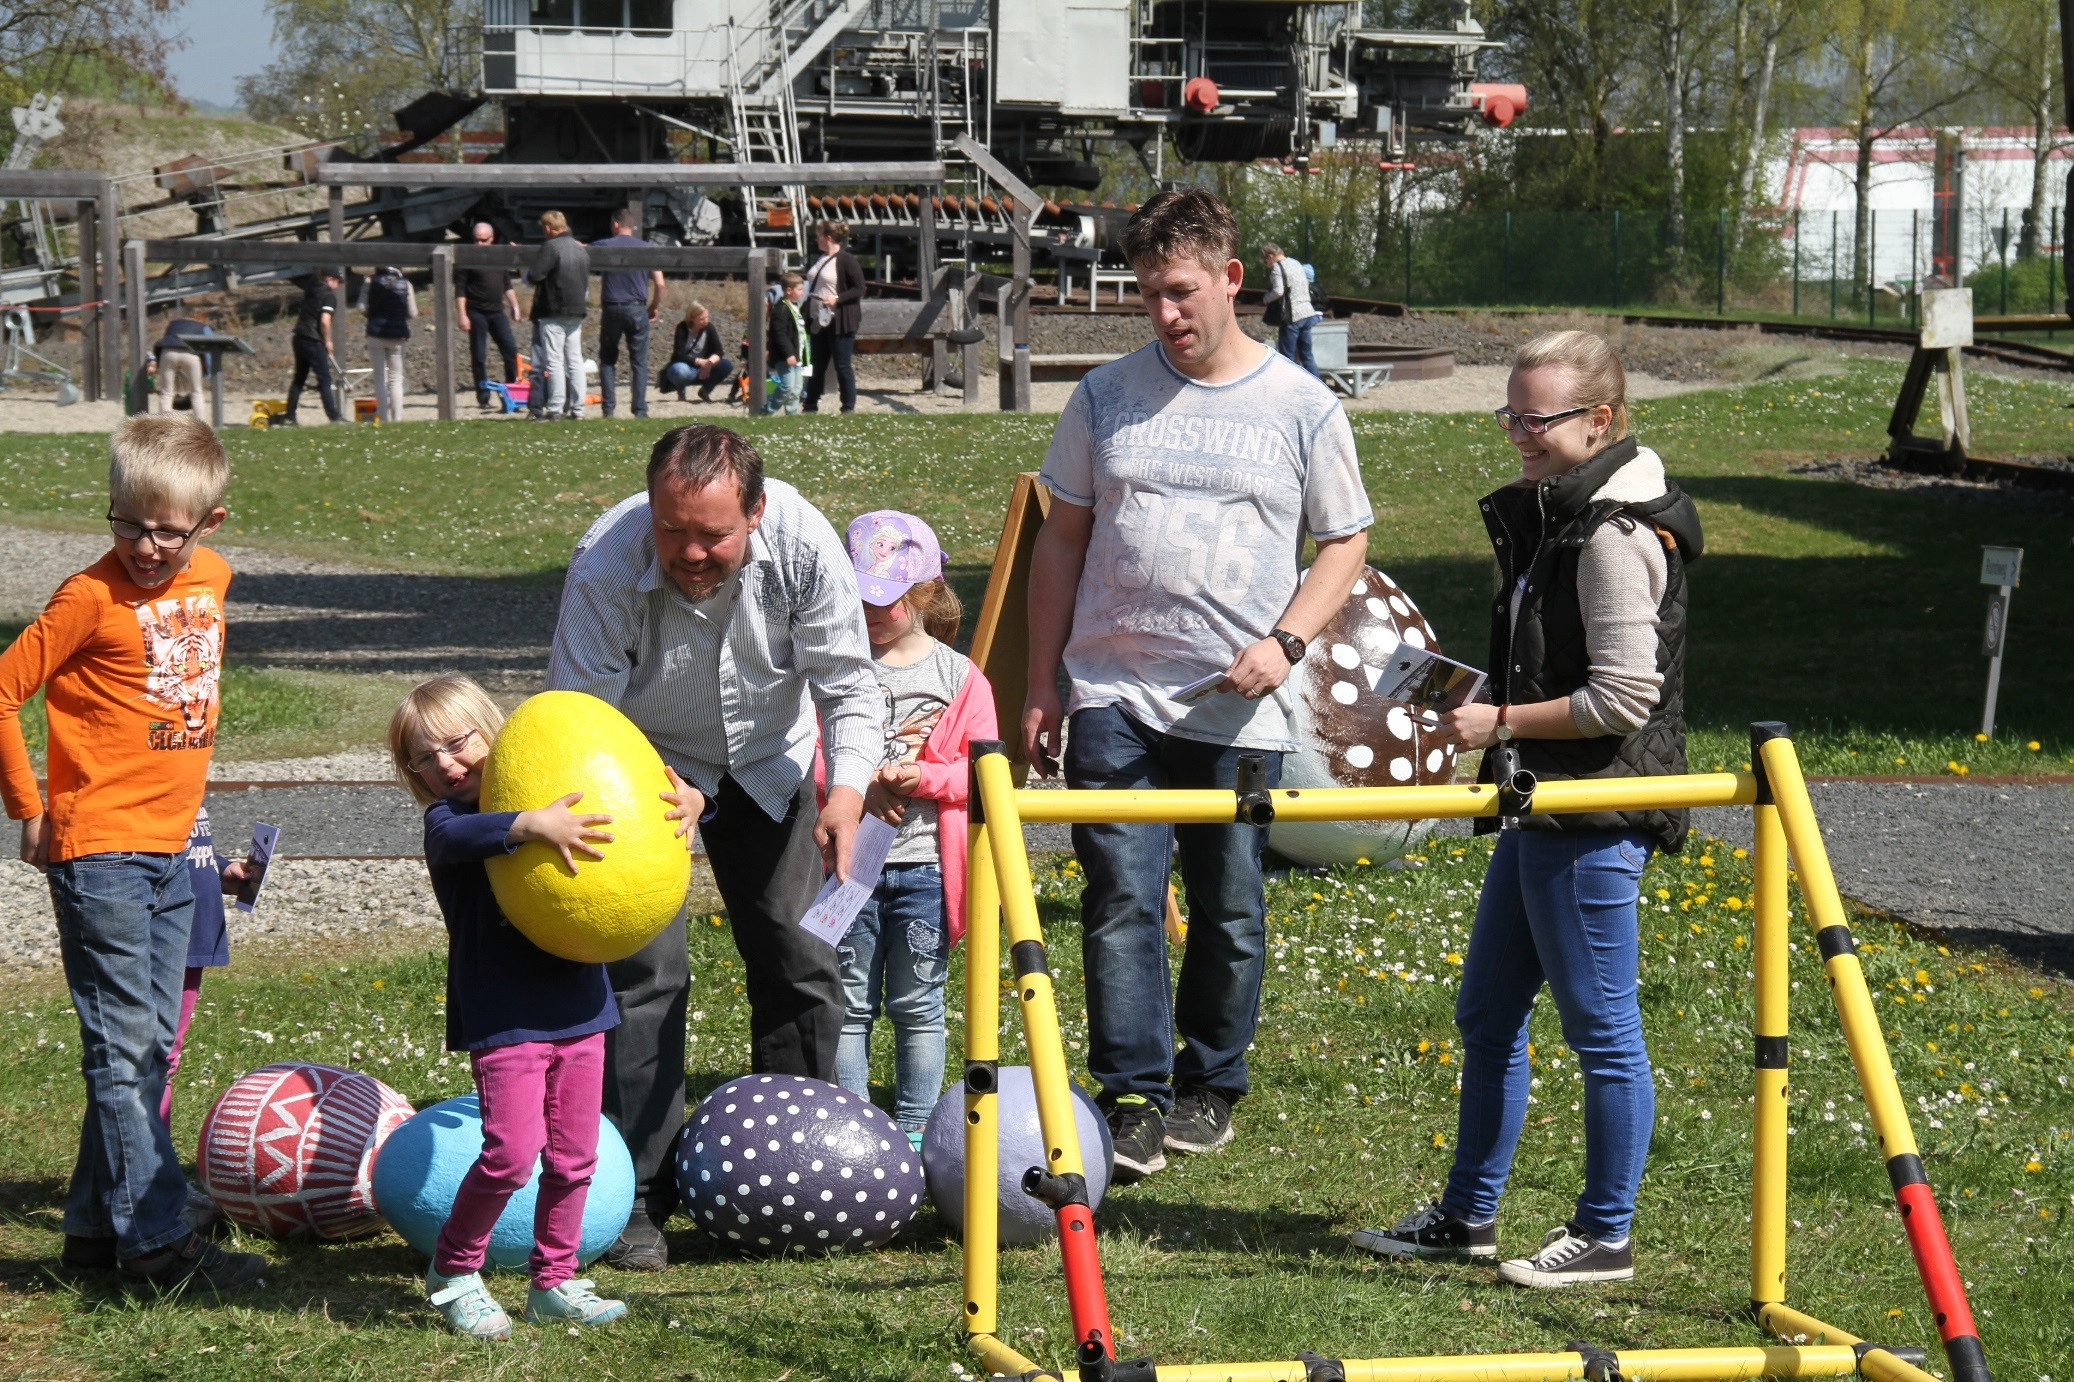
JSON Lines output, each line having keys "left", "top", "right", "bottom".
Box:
{"left": 1474, "top": 435, "right": 1703, "bottom": 853}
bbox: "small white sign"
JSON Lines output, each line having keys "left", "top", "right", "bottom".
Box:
{"left": 1921, "top": 288, "right": 1974, "bottom": 349}
{"left": 1980, "top": 545, "right": 2024, "bottom": 588}
{"left": 797, "top": 815, "right": 897, "bottom": 948}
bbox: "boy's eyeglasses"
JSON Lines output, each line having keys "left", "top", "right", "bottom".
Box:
{"left": 408, "top": 729, "right": 479, "bottom": 775}
{"left": 1493, "top": 405, "right": 1591, "bottom": 435}
{"left": 107, "top": 508, "right": 208, "bottom": 550}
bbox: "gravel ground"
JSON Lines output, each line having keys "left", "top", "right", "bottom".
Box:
{"left": 0, "top": 858, "right": 442, "bottom": 972}
{"left": 1692, "top": 779, "right": 2074, "bottom": 962}
{"left": 1787, "top": 457, "right": 2074, "bottom": 515}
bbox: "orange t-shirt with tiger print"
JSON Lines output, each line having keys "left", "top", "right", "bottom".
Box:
{"left": 0, "top": 547, "right": 231, "bottom": 861}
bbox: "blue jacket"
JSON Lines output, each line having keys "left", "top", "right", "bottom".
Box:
{"left": 423, "top": 799, "right": 619, "bottom": 1052}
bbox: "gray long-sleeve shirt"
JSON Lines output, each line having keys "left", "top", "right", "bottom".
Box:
{"left": 546, "top": 479, "right": 881, "bottom": 819}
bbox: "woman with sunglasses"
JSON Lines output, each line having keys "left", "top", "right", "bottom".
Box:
{"left": 1353, "top": 329, "right": 1703, "bottom": 1287}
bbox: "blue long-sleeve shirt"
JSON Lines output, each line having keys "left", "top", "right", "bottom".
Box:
{"left": 424, "top": 798, "right": 619, "bottom": 1052}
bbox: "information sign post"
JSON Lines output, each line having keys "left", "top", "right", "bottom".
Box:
{"left": 1978, "top": 545, "right": 2023, "bottom": 737}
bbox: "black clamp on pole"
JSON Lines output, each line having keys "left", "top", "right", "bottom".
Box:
{"left": 1297, "top": 1352, "right": 1347, "bottom": 1382}
{"left": 1076, "top": 1347, "right": 1156, "bottom": 1382}
{"left": 1565, "top": 1340, "right": 1624, "bottom": 1382}
{"left": 1490, "top": 743, "right": 1536, "bottom": 825}
{"left": 1854, "top": 1342, "right": 1930, "bottom": 1368}
{"left": 967, "top": 738, "right": 1008, "bottom": 825}
{"left": 1748, "top": 721, "right": 1789, "bottom": 804}
{"left": 1235, "top": 752, "right": 1274, "bottom": 826}
{"left": 1022, "top": 1167, "right": 1091, "bottom": 1210}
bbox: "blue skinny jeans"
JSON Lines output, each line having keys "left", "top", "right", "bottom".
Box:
{"left": 834, "top": 864, "right": 950, "bottom": 1131}
{"left": 1441, "top": 827, "right": 1656, "bottom": 1240}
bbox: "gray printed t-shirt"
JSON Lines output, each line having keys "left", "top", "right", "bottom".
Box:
{"left": 1039, "top": 341, "right": 1373, "bottom": 750}
{"left": 876, "top": 639, "right": 969, "bottom": 863}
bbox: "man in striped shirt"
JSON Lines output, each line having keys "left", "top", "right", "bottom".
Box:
{"left": 547, "top": 424, "right": 880, "bottom": 1271}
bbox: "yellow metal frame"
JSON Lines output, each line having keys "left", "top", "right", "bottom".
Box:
{"left": 957, "top": 731, "right": 1972, "bottom": 1382}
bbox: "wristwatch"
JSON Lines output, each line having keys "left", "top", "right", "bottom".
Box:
{"left": 1271, "top": 629, "right": 1308, "bottom": 665}
{"left": 1493, "top": 704, "right": 1514, "bottom": 742}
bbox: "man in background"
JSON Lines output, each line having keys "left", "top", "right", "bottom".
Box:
{"left": 281, "top": 270, "right": 342, "bottom": 425}
{"left": 591, "top": 207, "right": 665, "bottom": 420}
{"left": 525, "top": 210, "right": 590, "bottom": 421}
{"left": 455, "top": 222, "right": 521, "bottom": 410}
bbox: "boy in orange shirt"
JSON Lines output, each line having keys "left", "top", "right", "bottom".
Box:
{"left": 0, "top": 415, "right": 268, "bottom": 1291}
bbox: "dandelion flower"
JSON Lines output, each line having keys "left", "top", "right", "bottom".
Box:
{"left": 2025, "top": 1159, "right": 2043, "bottom": 1173}
{"left": 2026, "top": 740, "right": 2041, "bottom": 752}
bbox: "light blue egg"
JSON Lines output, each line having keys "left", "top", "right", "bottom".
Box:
{"left": 372, "top": 1094, "right": 635, "bottom": 1270}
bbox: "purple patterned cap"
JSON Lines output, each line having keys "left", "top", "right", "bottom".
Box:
{"left": 845, "top": 510, "right": 943, "bottom": 604}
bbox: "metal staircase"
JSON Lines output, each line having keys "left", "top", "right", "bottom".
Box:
{"left": 725, "top": 0, "right": 870, "bottom": 255}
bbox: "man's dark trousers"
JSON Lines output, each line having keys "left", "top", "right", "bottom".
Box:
{"left": 469, "top": 310, "right": 520, "bottom": 404}
{"left": 597, "top": 302, "right": 651, "bottom": 417}
{"left": 601, "top": 774, "right": 841, "bottom": 1224}
{"left": 285, "top": 336, "right": 339, "bottom": 421}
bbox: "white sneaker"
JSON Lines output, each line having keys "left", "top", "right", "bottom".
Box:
{"left": 426, "top": 1265, "right": 512, "bottom": 1339}
{"left": 1496, "top": 1221, "right": 1634, "bottom": 1288}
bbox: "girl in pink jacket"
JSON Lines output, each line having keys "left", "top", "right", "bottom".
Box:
{"left": 832, "top": 511, "right": 996, "bottom": 1146}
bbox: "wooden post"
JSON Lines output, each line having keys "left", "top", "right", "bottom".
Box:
{"left": 996, "top": 278, "right": 1013, "bottom": 411}
{"left": 77, "top": 200, "right": 101, "bottom": 402}
{"left": 431, "top": 244, "right": 456, "bottom": 422}
{"left": 746, "top": 248, "right": 769, "bottom": 415}
{"left": 922, "top": 192, "right": 945, "bottom": 395}
{"left": 328, "top": 185, "right": 346, "bottom": 283}
{"left": 961, "top": 268, "right": 980, "bottom": 411}
{"left": 100, "top": 181, "right": 122, "bottom": 399}
{"left": 123, "top": 239, "right": 148, "bottom": 415}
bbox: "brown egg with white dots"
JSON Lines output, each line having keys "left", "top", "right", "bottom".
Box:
{"left": 1269, "top": 565, "right": 1457, "bottom": 867}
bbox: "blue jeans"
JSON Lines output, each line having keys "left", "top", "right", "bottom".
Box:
{"left": 834, "top": 864, "right": 949, "bottom": 1130}
{"left": 48, "top": 852, "right": 196, "bottom": 1256}
{"left": 1065, "top": 706, "right": 1280, "bottom": 1111}
{"left": 767, "top": 363, "right": 802, "bottom": 415}
{"left": 1442, "top": 828, "right": 1656, "bottom": 1240}
{"left": 596, "top": 302, "right": 650, "bottom": 417}
{"left": 1277, "top": 315, "right": 1320, "bottom": 377}
{"left": 661, "top": 357, "right": 736, "bottom": 399}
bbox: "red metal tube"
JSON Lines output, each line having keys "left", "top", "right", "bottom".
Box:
{"left": 1894, "top": 1180, "right": 1989, "bottom": 1379}
{"left": 1055, "top": 1204, "right": 1114, "bottom": 1359}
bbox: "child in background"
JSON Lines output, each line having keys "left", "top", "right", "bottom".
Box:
{"left": 0, "top": 415, "right": 267, "bottom": 1290}
{"left": 765, "top": 271, "right": 808, "bottom": 415}
{"left": 389, "top": 673, "right": 627, "bottom": 1340}
{"left": 830, "top": 512, "right": 996, "bottom": 1146}
{"left": 161, "top": 806, "right": 246, "bottom": 1134}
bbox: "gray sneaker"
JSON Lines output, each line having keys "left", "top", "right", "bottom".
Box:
{"left": 119, "top": 1232, "right": 267, "bottom": 1293}
{"left": 604, "top": 1214, "right": 668, "bottom": 1272}
{"left": 1351, "top": 1201, "right": 1498, "bottom": 1260}
{"left": 1496, "top": 1221, "right": 1634, "bottom": 1287}
{"left": 1102, "top": 1095, "right": 1167, "bottom": 1184}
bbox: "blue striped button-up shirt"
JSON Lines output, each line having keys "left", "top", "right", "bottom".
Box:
{"left": 546, "top": 478, "right": 881, "bottom": 820}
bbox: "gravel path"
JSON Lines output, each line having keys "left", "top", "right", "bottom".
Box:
{"left": 1692, "top": 779, "right": 2074, "bottom": 960}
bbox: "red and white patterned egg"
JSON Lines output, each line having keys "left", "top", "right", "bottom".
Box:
{"left": 1271, "top": 565, "right": 1457, "bottom": 866}
{"left": 197, "top": 1062, "right": 415, "bottom": 1240}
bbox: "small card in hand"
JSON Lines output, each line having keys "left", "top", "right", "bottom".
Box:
{"left": 1173, "top": 670, "right": 1230, "bottom": 706}
{"left": 1374, "top": 647, "right": 1488, "bottom": 724}
{"left": 235, "top": 822, "right": 279, "bottom": 912}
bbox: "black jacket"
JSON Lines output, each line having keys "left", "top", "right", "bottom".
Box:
{"left": 1476, "top": 435, "right": 1704, "bottom": 852}
{"left": 767, "top": 296, "right": 802, "bottom": 366}
{"left": 807, "top": 248, "right": 866, "bottom": 335}
{"left": 526, "top": 234, "right": 590, "bottom": 318}
{"left": 669, "top": 319, "right": 726, "bottom": 368}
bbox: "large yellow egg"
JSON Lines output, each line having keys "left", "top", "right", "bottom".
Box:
{"left": 481, "top": 691, "right": 691, "bottom": 964}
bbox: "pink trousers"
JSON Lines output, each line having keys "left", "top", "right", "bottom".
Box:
{"left": 159, "top": 966, "right": 203, "bottom": 1129}
{"left": 433, "top": 1031, "right": 605, "bottom": 1289}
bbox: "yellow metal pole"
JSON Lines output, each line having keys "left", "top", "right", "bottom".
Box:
{"left": 973, "top": 744, "right": 1117, "bottom": 1361}
{"left": 967, "top": 1330, "right": 1045, "bottom": 1378}
{"left": 1007, "top": 772, "right": 1757, "bottom": 825}
{"left": 1761, "top": 736, "right": 1990, "bottom": 1382}
{"left": 1151, "top": 1343, "right": 1868, "bottom": 1382}
{"left": 962, "top": 823, "right": 1001, "bottom": 1341}
{"left": 1760, "top": 1303, "right": 1944, "bottom": 1382}
{"left": 1749, "top": 725, "right": 1791, "bottom": 1313}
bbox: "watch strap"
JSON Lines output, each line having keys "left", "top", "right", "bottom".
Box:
{"left": 1272, "top": 629, "right": 1307, "bottom": 665}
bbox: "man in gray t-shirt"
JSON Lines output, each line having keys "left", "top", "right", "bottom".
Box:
{"left": 1024, "top": 189, "right": 1373, "bottom": 1184}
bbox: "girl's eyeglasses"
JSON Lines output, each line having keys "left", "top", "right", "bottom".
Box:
{"left": 1493, "top": 405, "right": 1591, "bottom": 435}
{"left": 408, "top": 729, "right": 480, "bottom": 775}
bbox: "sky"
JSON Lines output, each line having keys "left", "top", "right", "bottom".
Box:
{"left": 160, "top": 0, "right": 280, "bottom": 109}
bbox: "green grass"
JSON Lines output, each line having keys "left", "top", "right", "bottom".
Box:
{"left": 1, "top": 839, "right": 2068, "bottom": 1378}
{"left": 3, "top": 358, "right": 2070, "bottom": 774}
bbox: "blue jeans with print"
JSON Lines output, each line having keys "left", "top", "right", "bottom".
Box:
{"left": 1442, "top": 827, "right": 1656, "bottom": 1240}
{"left": 1066, "top": 705, "right": 1281, "bottom": 1112}
{"left": 834, "top": 864, "right": 949, "bottom": 1130}
{"left": 47, "top": 851, "right": 196, "bottom": 1257}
